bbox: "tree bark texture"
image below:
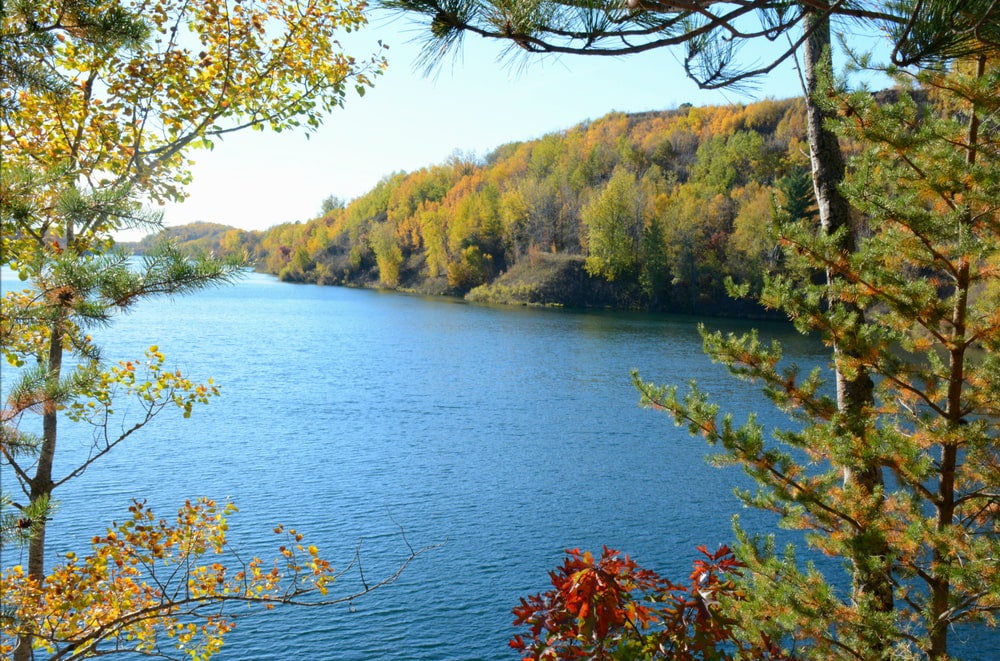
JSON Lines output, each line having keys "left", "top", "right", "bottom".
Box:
{"left": 802, "top": 5, "right": 894, "bottom": 624}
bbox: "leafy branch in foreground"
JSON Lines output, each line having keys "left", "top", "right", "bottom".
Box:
{"left": 1, "top": 498, "right": 435, "bottom": 660}
{"left": 510, "top": 544, "right": 791, "bottom": 660}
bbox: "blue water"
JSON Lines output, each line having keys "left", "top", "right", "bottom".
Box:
{"left": 2, "top": 270, "right": 992, "bottom": 659}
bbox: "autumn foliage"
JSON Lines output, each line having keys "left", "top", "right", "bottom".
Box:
{"left": 0, "top": 498, "right": 410, "bottom": 660}
{"left": 251, "top": 101, "right": 810, "bottom": 312}
{"left": 510, "top": 545, "right": 788, "bottom": 660}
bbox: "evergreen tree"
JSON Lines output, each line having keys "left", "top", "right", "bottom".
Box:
{"left": 634, "top": 54, "right": 1000, "bottom": 659}
{"left": 639, "top": 217, "right": 670, "bottom": 305}
{"left": 776, "top": 166, "right": 818, "bottom": 225}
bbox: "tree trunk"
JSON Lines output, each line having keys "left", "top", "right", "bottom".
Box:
{"left": 802, "top": 4, "right": 894, "bottom": 629}
{"left": 15, "top": 310, "right": 66, "bottom": 661}
{"left": 928, "top": 259, "right": 968, "bottom": 660}
{"left": 927, "top": 51, "right": 986, "bottom": 659}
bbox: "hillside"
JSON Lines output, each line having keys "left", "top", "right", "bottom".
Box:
{"left": 121, "top": 222, "right": 263, "bottom": 259}
{"left": 132, "top": 98, "right": 815, "bottom": 314}
{"left": 246, "top": 98, "right": 812, "bottom": 314}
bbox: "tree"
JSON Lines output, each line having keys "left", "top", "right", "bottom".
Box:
{"left": 447, "top": 244, "right": 494, "bottom": 291}
{"left": 321, "top": 195, "right": 347, "bottom": 215}
{"left": 582, "top": 166, "right": 644, "bottom": 282}
{"left": 775, "top": 165, "right": 818, "bottom": 227}
{"left": 2, "top": 0, "right": 384, "bottom": 227}
{"left": 1, "top": 498, "right": 424, "bottom": 659}
{"left": 639, "top": 215, "right": 670, "bottom": 305}
{"left": 1, "top": 1, "right": 392, "bottom": 658}
{"left": 633, "top": 55, "right": 1000, "bottom": 658}
{"left": 371, "top": 221, "right": 405, "bottom": 287}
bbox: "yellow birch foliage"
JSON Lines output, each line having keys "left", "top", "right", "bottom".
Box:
{"left": 1, "top": 499, "right": 341, "bottom": 660}
{"left": 2, "top": 0, "right": 386, "bottom": 260}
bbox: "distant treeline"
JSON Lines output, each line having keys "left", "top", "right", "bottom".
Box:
{"left": 123, "top": 222, "right": 257, "bottom": 258}
{"left": 133, "top": 98, "right": 823, "bottom": 314}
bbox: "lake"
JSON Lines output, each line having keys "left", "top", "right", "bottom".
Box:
{"left": 1, "top": 270, "right": 989, "bottom": 659}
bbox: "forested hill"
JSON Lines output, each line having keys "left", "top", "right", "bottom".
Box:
{"left": 150, "top": 98, "right": 818, "bottom": 314}
{"left": 122, "top": 222, "right": 241, "bottom": 256}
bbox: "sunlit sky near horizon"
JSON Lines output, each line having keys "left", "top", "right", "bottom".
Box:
{"left": 151, "top": 10, "right": 886, "bottom": 238}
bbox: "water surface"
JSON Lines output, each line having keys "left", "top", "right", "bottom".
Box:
{"left": 7, "top": 271, "right": 978, "bottom": 659}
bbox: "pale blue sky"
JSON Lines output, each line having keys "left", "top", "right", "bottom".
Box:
{"left": 155, "top": 10, "right": 883, "bottom": 235}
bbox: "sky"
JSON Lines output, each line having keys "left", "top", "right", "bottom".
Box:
{"left": 153, "top": 9, "right": 876, "bottom": 237}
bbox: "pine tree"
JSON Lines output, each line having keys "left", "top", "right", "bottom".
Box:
{"left": 634, "top": 53, "right": 1000, "bottom": 659}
